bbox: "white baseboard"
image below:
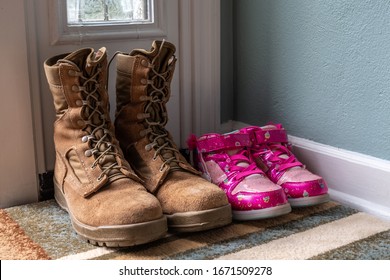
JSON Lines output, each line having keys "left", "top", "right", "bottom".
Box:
{"left": 220, "top": 121, "right": 390, "bottom": 220}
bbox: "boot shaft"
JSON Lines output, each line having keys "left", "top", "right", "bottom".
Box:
{"left": 114, "top": 41, "right": 199, "bottom": 192}
{"left": 115, "top": 40, "right": 176, "bottom": 144}
{"left": 112, "top": 41, "right": 233, "bottom": 231}
{"left": 44, "top": 48, "right": 109, "bottom": 118}
{"left": 116, "top": 40, "right": 176, "bottom": 106}
{"left": 44, "top": 48, "right": 138, "bottom": 197}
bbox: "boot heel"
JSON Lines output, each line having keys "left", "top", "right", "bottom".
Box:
{"left": 53, "top": 179, "right": 68, "bottom": 211}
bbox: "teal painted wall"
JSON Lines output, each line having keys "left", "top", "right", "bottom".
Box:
{"left": 222, "top": 0, "right": 390, "bottom": 160}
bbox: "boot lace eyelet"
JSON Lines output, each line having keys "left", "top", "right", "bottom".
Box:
{"left": 81, "top": 135, "right": 89, "bottom": 143}
{"left": 140, "top": 59, "right": 149, "bottom": 67}
{"left": 72, "top": 85, "right": 79, "bottom": 92}
{"left": 68, "top": 70, "right": 75, "bottom": 76}
{"left": 145, "top": 144, "right": 153, "bottom": 151}
{"left": 140, "top": 78, "right": 148, "bottom": 85}
{"left": 85, "top": 150, "right": 93, "bottom": 157}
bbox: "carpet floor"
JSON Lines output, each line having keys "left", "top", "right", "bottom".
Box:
{"left": 1, "top": 200, "right": 389, "bottom": 260}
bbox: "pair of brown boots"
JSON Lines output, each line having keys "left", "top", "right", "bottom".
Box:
{"left": 43, "top": 41, "right": 232, "bottom": 247}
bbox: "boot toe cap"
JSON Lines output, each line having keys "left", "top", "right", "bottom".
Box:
{"left": 157, "top": 171, "right": 229, "bottom": 214}
{"left": 66, "top": 180, "right": 164, "bottom": 227}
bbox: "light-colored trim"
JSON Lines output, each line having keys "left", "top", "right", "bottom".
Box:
{"left": 49, "top": 0, "right": 167, "bottom": 45}
{"left": 178, "top": 0, "right": 221, "bottom": 147}
{"left": 25, "top": 0, "right": 46, "bottom": 174}
{"left": 0, "top": 1, "right": 39, "bottom": 208}
{"left": 223, "top": 121, "right": 390, "bottom": 220}
{"left": 289, "top": 135, "right": 390, "bottom": 221}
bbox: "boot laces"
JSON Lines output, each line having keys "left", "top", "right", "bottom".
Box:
{"left": 62, "top": 59, "right": 127, "bottom": 182}
{"left": 141, "top": 41, "right": 185, "bottom": 172}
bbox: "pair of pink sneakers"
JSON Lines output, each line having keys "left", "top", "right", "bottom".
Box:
{"left": 188, "top": 124, "right": 329, "bottom": 221}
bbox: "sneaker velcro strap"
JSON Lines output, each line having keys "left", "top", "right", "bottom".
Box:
{"left": 197, "top": 133, "right": 251, "bottom": 152}
{"left": 254, "top": 129, "right": 288, "bottom": 144}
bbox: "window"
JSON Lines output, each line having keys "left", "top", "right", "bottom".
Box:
{"left": 50, "top": 0, "right": 166, "bottom": 45}
{"left": 66, "top": 0, "right": 152, "bottom": 25}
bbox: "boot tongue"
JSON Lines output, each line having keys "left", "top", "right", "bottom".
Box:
{"left": 61, "top": 48, "right": 92, "bottom": 70}
{"left": 147, "top": 103, "right": 180, "bottom": 170}
{"left": 84, "top": 47, "right": 108, "bottom": 136}
{"left": 92, "top": 54, "right": 121, "bottom": 178}
{"left": 57, "top": 48, "right": 123, "bottom": 180}
{"left": 130, "top": 40, "right": 175, "bottom": 72}
{"left": 135, "top": 41, "right": 179, "bottom": 170}
{"left": 87, "top": 47, "right": 106, "bottom": 65}
{"left": 84, "top": 48, "right": 123, "bottom": 179}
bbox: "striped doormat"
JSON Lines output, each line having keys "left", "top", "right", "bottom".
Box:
{"left": 1, "top": 200, "right": 389, "bottom": 260}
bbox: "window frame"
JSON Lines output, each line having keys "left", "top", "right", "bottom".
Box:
{"left": 49, "top": 0, "right": 166, "bottom": 45}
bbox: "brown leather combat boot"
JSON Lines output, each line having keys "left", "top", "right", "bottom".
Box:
{"left": 44, "top": 47, "right": 167, "bottom": 246}
{"left": 114, "top": 40, "right": 232, "bottom": 232}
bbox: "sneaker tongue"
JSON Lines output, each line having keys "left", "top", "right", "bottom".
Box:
{"left": 271, "top": 143, "right": 293, "bottom": 165}
{"left": 261, "top": 124, "right": 278, "bottom": 130}
{"left": 260, "top": 125, "right": 292, "bottom": 161}
{"left": 259, "top": 126, "right": 303, "bottom": 171}
{"left": 227, "top": 149, "right": 250, "bottom": 168}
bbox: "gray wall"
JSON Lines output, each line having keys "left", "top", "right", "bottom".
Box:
{"left": 222, "top": 0, "right": 390, "bottom": 160}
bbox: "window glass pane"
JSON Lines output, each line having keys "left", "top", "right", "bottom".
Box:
{"left": 108, "top": 0, "right": 127, "bottom": 20}
{"left": 67, "top": 0, "right": 151, "bottom": 25}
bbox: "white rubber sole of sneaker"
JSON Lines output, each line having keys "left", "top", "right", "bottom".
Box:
{"left": 232, "top": 203, "right": 292, "bottom": 221}
{"left": 288, "top": 194, "right": 330, "bottom": 207}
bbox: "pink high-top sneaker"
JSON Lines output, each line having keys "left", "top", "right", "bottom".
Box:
{"left": 188, "top": 132, "right": 291, "bottom": 220}
{"left": 241, "top": 124, "right": 329, "bottom": 207}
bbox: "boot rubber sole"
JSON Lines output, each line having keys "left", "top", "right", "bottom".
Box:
{"left": 288, "top": 193, "right": 330, "bottom": 207}
{"left": 232, "top": 203, "right": 292, "bottom": 221}
{"left": 165, "top": 204, "right": 232, "bottom": 232}
{"left": 54, "top": 181, "right": 168, "bottom": 247}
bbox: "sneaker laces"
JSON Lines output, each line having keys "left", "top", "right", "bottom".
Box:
{"left": 253, "top": 142, "right": 303, "bottom": 173}
{"left": 207, "top": 149, "right": 264, "bottom": 181}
